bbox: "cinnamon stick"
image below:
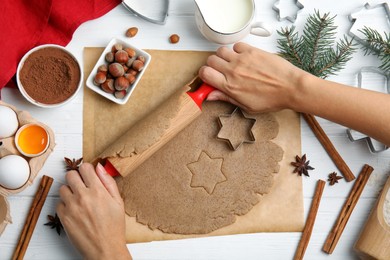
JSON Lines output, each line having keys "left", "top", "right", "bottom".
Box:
{"left": 294, "top": 180, "right": 326, "bottom": 260}
{"left": 302, "top": 113, "right": 355, "bottom": 182}
{"left": 323, "top": 164, "right": 373, "bottom": 254}
{"left": 12, "top": 175, "right": 53, "bottom": 260}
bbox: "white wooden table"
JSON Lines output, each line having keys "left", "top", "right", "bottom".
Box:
{"left": 1, "top": 0, "right": 389, "bottom": 259}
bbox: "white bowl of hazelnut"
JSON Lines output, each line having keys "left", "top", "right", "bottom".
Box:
{"left": 86, "top": 38, "right": 151, "bottom": 105}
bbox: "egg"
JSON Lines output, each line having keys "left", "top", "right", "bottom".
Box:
{"left": 0, "top": 155, "right": 30, "bottom": 189}
{"left": 0, "top": 105, "right": 19, "bottom": 138}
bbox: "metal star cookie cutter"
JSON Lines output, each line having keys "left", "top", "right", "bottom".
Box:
{"left": 122, "top": 0, "right": 169, "bottom": 25}
{"left": 346, "top": 67, "right": 390, "bottom": 153}
{"left": 348, "top": 2, "right": 390, "bottom": 44}
{"left": 216, "top": 107, "right": 256, "bottom": 151}
{"left": 272, "top": 0, "right": 304, "bottom": 22}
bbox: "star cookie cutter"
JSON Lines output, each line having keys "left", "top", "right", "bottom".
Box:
{"left": 272, "top": 0, "right": 304, "bottom": 22}
{"left": 216, "top": 107, "right": 256, "bottom": 151}
{"left": 346, "top": 67, "right": 390, "bottom": 153}
{"left": 348, "top": 2, "right": 390, "bottom": 45}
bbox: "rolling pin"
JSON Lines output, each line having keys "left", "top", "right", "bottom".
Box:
{"left": 95, "top": 77, "right": 215, "bottom": 177}
{"left": 354, "top": 175, "right": 390, "bottom": 259}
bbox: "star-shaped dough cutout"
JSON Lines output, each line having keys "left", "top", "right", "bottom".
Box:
{"left": 187, "top": 151, "right": 226, "bottom": 194}
{"left": 217, "top": 107, "right": 256, "bottom": 150}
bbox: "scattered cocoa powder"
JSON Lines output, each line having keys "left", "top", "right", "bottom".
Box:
{"left": 19, "top": 47, "right": 81, "bottom": 105}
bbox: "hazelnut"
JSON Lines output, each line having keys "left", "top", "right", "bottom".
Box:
{"left": 169, "top": 34, "right": 180, "bottom": 44}
{"left": 97, "top": 64, "right": 108, "bottom": 74}
{"left": 101, "top": 79, "right": 115, "bottom": 94}
{"left": 111, "top": 43, "right": 123, "bottom": 52}
{"left": 105, "top": 52, "right": 114, "bottom": 63}
{"left": 124, "top": 48, "right": 136, "bottom": 58}
{"left": 127, "top": 69, "right": 138, "bottom": 76}
{"left": 94, "top": 72, "right": 106, "bottom": 85}
{"left": 124, "top": 73, "right": 136, "bottom": 84}
{"left": 126, "top": 56, "right": 136, "bottom": 67}
{"left": 108, "top": 63, "right": 125, "bottom": 77}
{"left": 125, "top": 27, "right": 138, "bottom": 38}
{"left": 122, "top": 64, "right": 129, "bottom": 73}
{"left": 137, "top": 55, "right": 146, "bottom": 63}
{"left": 132, "top": 60, "right": 144, "bottom": 72}
{"left": 115, "top": 50, "right": 129, "bottom": 64}
{"left": 114, "top": 76, "right": 130, "bottom": 91}
{"left": 114, "top": 90, "right": 127, "bottom": 99}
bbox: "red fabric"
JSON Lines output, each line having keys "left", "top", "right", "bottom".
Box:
{"left": 0, "top": 0, "right": 121, "bottom": 91}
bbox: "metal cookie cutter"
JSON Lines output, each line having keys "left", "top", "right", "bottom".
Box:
{"left": 216, "top": 107, "right": 256, "bottom": 151}
{"left": 272, "top": 0, "right": 304, "bottom": 22}
{"left": 122, "top": 0, "right": 169, "bottom": 25}
{"left": 346, "top": 67, "right": 390, "bottom": 153}
{"left": 348, "top": 2, "right": 390, "bottom": 44}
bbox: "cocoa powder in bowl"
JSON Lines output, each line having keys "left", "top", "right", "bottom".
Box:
{"left": 18, "top": 46, "right": 81, "bottom": 106}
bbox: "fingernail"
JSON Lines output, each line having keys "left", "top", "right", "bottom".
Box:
{"left": 96, "top": 163, "right": 107, "bottom": 176}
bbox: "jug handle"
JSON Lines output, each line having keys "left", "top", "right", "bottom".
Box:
{"left": 250, "top": 22, "right": 273, "bottom": 37}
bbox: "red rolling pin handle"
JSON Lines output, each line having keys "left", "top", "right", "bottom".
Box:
{"left": 187, "top": 83, "right": 215, "bottom": 109}
{"left": 103, "top": 83, "right": 215, "bottom": 177}
{"left": 103, "top": 159, "right": 120, "bottom": 177}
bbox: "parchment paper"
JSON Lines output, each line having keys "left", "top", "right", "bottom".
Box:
{"left": 83, "top": 48, "right": 304, "bottom": 243}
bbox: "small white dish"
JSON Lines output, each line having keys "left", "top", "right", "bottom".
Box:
{"left": 86, "top": 38, "right": 152, "bottom": 105}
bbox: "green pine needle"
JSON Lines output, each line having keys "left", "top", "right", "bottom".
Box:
{"left": 277, "top": 10, "right": 356, "bottom": 79}
{"left": 359, "top": 26, "right": 390, "bottom": 72}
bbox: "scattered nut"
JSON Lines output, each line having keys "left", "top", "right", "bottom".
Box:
{"left": 108, "top": 63, "right": 125, "bottom": 77}
{"left": 169, "top": 34, "right": 180, "bottom": 44}
{"left": 125, "top": 27, "right": 138, "bottom": 38}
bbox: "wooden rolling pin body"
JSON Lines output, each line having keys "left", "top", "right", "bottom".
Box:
{"left": 99, "top": 82, "right": 214, "bottom": 177}
{"left": 354, "top": 176, "right": 390, "bottom": 260}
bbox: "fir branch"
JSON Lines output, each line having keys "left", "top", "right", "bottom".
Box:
{"left": 359, "top": 26, "right": 390, "bottom": 72}
{"left": 277, "top": 10, "right": 356, "bottom": 79}
{"left": 277, "top": 26, "right": 303, "bottom": 67}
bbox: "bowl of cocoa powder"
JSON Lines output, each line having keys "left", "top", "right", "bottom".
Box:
{"left": 16, "top": 44, "right": 83, "bottom": 108}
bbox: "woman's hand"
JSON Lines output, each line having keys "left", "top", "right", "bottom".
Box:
{"left": 199, "top": 42, "right": 309, "bottom": 113}
{"left": 57, "top": 163, "right": 132, "bottom": 260}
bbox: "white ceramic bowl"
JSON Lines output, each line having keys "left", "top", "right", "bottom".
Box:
{"left": 16, "top": 44, "right": 83, "bottom": 108}
{"left": 86, "top": 38, "right": 152, "bottom": 105}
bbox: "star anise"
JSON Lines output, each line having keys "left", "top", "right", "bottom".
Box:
{"left": 328, "top": 172, "right": 343, "bottom": 185}
{"left": 44, "top": 214, "right": 64, "bottom": 236}
{"left": 291, "top": 154, "right": 315, "bottom": 177}
{"left": 64, "top": 157, "right": 83, "bottom": 171}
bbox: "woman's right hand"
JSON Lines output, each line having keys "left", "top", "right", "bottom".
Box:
{"left": 198, "top": 42, "right": 310, "bottom": 114}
